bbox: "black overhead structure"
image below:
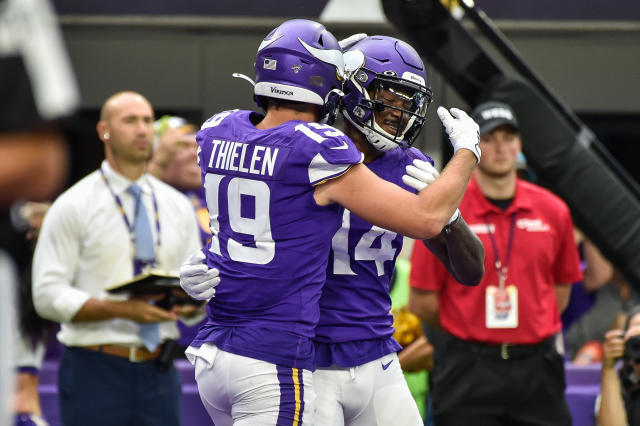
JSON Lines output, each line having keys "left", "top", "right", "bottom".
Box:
{"left": 382, "top": 0, "right": 640, "bottom": 289}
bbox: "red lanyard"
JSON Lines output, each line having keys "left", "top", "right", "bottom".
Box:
{"left": 484, "top": 213, "right": 517, "bottom": 289}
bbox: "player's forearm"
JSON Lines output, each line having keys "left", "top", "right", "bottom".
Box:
{"left": 423, "top": 215, "right": 484, "bottom": 286}
{"left": 417, "top": 149, "right": 476, "bottom": 232}
{"left": 319, "top": 165, "right": 442, "bottom": 239}
{"left": 597, "top": 366, "right": 627, "bottom": 426}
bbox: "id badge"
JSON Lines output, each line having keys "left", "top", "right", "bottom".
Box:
{"left": 486, "top": 285, "right": 518, "bottom": 328}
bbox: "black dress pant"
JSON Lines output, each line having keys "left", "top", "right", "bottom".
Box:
{"left": 430, "top": 333, "right": 571, "bottom": 426}
{"left": 58, "top": 347, "right": 182, "bottom": 426}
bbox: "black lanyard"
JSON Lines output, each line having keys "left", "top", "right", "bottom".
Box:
{"left": 484, "top": 213, "right": 517, "bottom": 289}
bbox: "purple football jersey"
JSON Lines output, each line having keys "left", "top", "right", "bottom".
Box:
{"left": 191, "top": 110, "right": 363, "bottom": 370}
{"left": 315, "top": 146, "right": 433, "bottom": 368}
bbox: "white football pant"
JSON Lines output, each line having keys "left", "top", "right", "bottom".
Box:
{"left": 190, "top": 343, "right": 315, "bottom": 426}
{"left": 313, "top": 352, "right": 423, "bottom": 426}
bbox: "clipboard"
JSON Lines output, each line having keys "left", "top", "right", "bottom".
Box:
{"left": 105, "top": 270, "right": 180, "bottom": 295}
{"left": 105, "top": 270, "right": 201, "bottom": 309}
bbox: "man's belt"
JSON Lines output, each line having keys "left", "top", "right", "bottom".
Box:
{"left": 81, "top": 344, "right": 162, "bottom": 362}
{"left": 447, "top": 334, "right": 555, "bottom": 360}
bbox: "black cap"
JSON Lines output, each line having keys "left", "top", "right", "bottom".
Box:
{"left": 471, "top": 101, "right": 519, "bottom": 136}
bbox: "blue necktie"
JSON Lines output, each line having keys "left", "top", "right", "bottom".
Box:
{"left": 127, "top": 183, "right": 160, "bottom": 351}
{"left": 127, "top": 184, "right": 155, "bottom": 262}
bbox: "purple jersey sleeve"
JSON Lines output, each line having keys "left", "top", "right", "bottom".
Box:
{"left": 315, "top": 146, "right": 433, "bottom": 368}
{"left": 192, "top": 110, "right": 362, "bottom": 370}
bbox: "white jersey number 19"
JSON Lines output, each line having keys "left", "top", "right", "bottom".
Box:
{"left": 205, "top": 173, "right": 275, "bottom": 265}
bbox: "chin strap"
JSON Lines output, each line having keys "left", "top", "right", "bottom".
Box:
{"left": 342, "top": 106, "right": 402, "bottom": 153}
{"left": 321, "top": 88, "right": 345, "bottom": 125}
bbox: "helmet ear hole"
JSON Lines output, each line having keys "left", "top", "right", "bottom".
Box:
{"left": 318, "top": 34, "right": 324, "bottom": 46}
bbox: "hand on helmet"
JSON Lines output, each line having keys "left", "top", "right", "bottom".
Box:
{"left": 179, "top": 251, "right": 220, "bottom": 301}
{"left": 403, "top": 158, "right": 460, "bottom": 225}
{"left": 437, "top": 107, "right": 481, "bottom": 164}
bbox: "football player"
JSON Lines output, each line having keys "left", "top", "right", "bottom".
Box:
{"left": 313, "top": 35, "right": 485, "bottom": 426}
{"left": 180, "top": 20, "right": 480, "bottom": 425}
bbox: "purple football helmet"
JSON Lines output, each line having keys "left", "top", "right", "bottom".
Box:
{"left": 254, "top": 19, "right": 345, "bottom": 124}
{"left": 342, "top": 36, "right": 433, "bottom": 151}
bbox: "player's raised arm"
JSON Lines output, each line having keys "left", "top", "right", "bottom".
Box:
{"left": 404, "top": 159, "right": 485, "bottom": 285}
{"left": 315, "top": 107, "right": 479, "bottom": 240}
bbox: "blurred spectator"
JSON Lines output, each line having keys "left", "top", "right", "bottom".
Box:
{"left": 570, "top": 269, "right": 640, "bottom": 365}
{"left": 515, "top": 151, "right": 536, "bottom": 183}
{"left": 10, "top": 202, "right": 55, "bottom": 426}
{"left": 573, "top": 340, "right": 605, "bottom": 366}
{"left": 562, "top": 229, "right": 614, "bottom": 348}
{"left": 31, "top": 91, "right": 200, "bottom": 426}
{"left": 409, "top": 101, "right": 582, "bottom": 425}
{"left": 1, "top": 0, "right": 79, "bottom": 423}
{"left": 148, "top": 116, "right": 198, "bottom": 187}
{"left": 597, "top": 305, "right": 640, "bottom": 426}
{"left": 0, "top": 130, "right": 69, "bottom": 206}
{"left": 149, "top": 115, "right": 210, "bottom": 350}
{"left": 149, "top": 115, "right": 211, "bottom": 246}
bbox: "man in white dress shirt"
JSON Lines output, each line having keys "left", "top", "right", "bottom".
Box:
{"left": 32, "top": 91, "right": 200, "bottom": 426}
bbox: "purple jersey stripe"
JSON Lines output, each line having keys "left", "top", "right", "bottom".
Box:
{"left": 276, "top": 365, "right": 305, "bottom": 426}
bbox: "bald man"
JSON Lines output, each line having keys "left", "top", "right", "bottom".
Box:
{"left": 32, "top": 92, "right": 201, "bottom": 426}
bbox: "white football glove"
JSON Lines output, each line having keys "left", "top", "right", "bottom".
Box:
{"left": 338, "top": 33, "right": 368, "bottom": 51}
{"left": 403, "top": 158, "right": 460, "bottom": 226}
{"left": 437, "top": 106, "right": 481, "bottom": 164}
{"left": 403, "top": 158, "right": 439, "bottom": 192}
{"left": 179, "top": 251, "right": 220, "bottom": 301}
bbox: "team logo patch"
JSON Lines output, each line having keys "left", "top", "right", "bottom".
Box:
{"left": 263, "top": 58, "right": 277, "bottom": 70}
{"left": 291, "top": 64, "right": 302, "bottom": 74}
{"left": 270, "top": 86, "right": 293, "bottom": 96}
